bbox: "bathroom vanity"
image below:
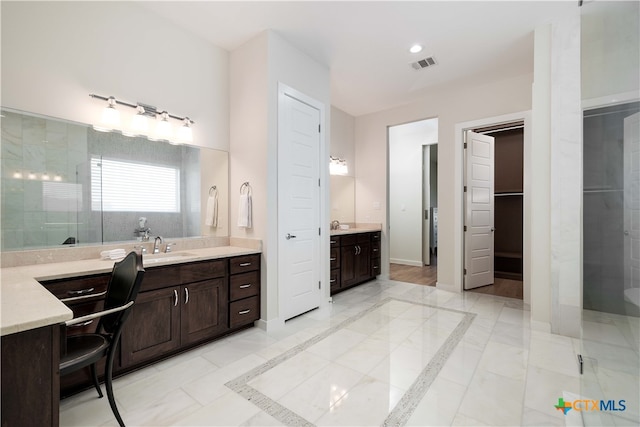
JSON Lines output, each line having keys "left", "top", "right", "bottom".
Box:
{"left": 0, "top": 245, "right": 261, "bottom": 425}
{"left": 329, "top": 228, "right": 381, "bottom": 295}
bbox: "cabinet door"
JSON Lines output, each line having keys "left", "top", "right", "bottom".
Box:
{"left": 356, "top": 242, "right": 371, "bottom": 281}
{"left": 180, "top": 279, "right": 228, "bottom": 346}
{"left": 120, "top": 287, "right": 181, "bottom": 368}
{"left": 341, "top": 245, "right": 358, "bottom": 287}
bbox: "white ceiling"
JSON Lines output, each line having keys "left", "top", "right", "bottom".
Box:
{"left": 141, "top": 1, "right": 577, "bottom": 117}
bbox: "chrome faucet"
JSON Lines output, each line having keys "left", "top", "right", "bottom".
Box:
{"left": 330, "top": 220, "right": 340, "bottom": 230}
{"left": 153, "top": 236, "right": 164, "bottom": 254}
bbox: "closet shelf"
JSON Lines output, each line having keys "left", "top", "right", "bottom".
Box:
{"left": 495, "top": 192, "right": 523, "bottom": 197}
{"left": 495, "top": 251, "right": 523, "bottom": 259}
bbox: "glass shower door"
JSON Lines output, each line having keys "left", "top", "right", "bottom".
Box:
{"left": 581, "top": 1, "right": 640, "bottom": 426}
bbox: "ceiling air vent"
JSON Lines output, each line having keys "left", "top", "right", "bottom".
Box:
{"left": 410, "top": 56, "right": 437, "bottom": 71}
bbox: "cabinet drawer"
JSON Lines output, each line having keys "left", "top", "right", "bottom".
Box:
{"left": 340, "top": 234, "right": 358, "bottom": 246}
{"left": 182, "top": 259, "right": 226, "bottom": 283}
{"left": 330, "top": 247, "right": 340, "bottom": 269}
{"left": 372, "top": 258, "right": 381, "bottom": 276}
{"left": 141, "top": 264, "right": 181, "bottom": 291}
{"left": 330, "top": 269, "right": 341, "bottom": 293}
{"left": 230, "top": 271, "right": 260, "bottom": 301}
{"left": 371, "top": 241, "right": 380, "bottom": 257}
{"left": 64, "top": 299, "right": 105, "bottom": 337}
{"left": 41, "top": 274, "right": 109, "bottom": 300}
{"left": 371, "top": 231, "right": 381, "bottom": 242}
{"left": 230, "top": 254, "right": 260, "bottom": 274}
{"left": 358, "top": 233, "right": 372, "bottom": 243}
{"left": 229, "top": 296, "right": 260, "bottom": 328}
{"left": 330, "top": 236, "right": 341, "bottom": 247}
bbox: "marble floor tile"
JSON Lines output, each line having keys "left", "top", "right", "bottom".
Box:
{"left": 405, "top": 377, "right": 467, "bottom": 426}
{"left": 314, "top": 375, "right": 404, "bottom": 426}
{"left": 456, "top": 370, "right": 526, "bottom": 426}
{"left": 59, "top": 278, "right": 640, "bottom": 427}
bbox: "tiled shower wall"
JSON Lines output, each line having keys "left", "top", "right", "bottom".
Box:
{"left": 1, "top": 110, "right": 89, "bottom": 250}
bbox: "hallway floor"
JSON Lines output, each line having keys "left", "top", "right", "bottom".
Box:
{"left": 60, "top": 279, "right": 639, "bottom": 426}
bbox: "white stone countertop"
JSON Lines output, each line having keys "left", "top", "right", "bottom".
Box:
{"left": 329, "top": 225, "right": 382, "bottom": 236}
{"left": 1, "top": 246, "right": 261, "bottom": 337}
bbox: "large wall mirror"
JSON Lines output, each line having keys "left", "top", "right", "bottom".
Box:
{"left": 330, "top": 175, "right": 355, "bottom": 223}
{"left": 1, "top": 108, "right": 228, "bottom": 251}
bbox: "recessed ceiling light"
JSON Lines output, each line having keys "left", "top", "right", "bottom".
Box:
{"left": 409, "top": 44, "right": 423, "bottom": 54}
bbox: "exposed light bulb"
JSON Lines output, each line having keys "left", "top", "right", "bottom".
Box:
{"left": 13, "top": 171, "right": 23, "bottom": 179}
{"left": 41, "top": 173, "right": 50, "bottom": 181}
{"left": 28, "top": 172, "right": 37, "bottom": 180}
{"left": 54, "top": 174, "right": 63, "bottom": 182}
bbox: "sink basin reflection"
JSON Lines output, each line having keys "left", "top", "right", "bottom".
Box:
{"left": 143, "top": 252, "right": 196, "bottom": 265}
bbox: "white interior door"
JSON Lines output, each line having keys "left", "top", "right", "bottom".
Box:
{"left": 278, "top": 92, "right": 321, "bottom": 321}
{"left": 464, "top": 131, "right": 495, "bottom": 289}
{"left": 624, "top": 112, "right": 640, "bottom": 297}
{"left": 423, "top": 146, "right": 431, "bottom": 265}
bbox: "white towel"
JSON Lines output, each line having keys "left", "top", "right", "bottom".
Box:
{"left": 205, "top": 194, "right": 218, "bottom": 227}
{"left": 237, "top": 194, "right": 252, "bottom": 228}
{"left": 100, "top": 249, "right": 126, "bottom": 260}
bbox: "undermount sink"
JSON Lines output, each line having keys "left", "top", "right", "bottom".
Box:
{"left": 143, "top": 252, "right": 196, "bottom": 265}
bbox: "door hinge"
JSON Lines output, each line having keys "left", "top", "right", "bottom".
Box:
{"left": 464, "top": 186, "right": 467, "bottom": 192}
{"left": 318, "top": 124, "right": 321, "bottom": 133}
{"left": 318, "top": 178, "right": 321, "bottom": 187}
{"left": 318, "top": 227, "right": 321, "bottom": 236}
{"left": 464, "top": 225, "right": 467, "bottom": 232}
{"left": 464, "top": 142, "right": 467, "bottom": 149}
{"left": 318, "top": 281, "right": 321, "bottom": 289}
{"left": 464, "top": 268, "right": 467, "bottom": 275}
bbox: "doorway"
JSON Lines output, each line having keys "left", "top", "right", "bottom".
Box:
{"left": 388, "top": 118, "right": 438, "bottom": 286}
{"left": 463, "top": 121, "right": 525, "bottom": 299}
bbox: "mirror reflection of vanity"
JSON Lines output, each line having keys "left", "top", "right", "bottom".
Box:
{"left": 330, "top": 175, "right": 355, "bottom": 223}
{"left": 0, "top": 108, "right": 228, "bottom": 251}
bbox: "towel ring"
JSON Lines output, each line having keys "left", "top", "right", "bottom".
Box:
{"left": 209, "top": 186, "right": 218, "bottom": 197}
{"left": 240, "top": 181, "right": 251, "bottom": 195}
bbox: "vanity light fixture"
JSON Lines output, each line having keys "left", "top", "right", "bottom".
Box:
{"left": 28, "top": 172, "right": 37, "bottom": 180}
{"left": 89, "top": 94, "right": 194, "bottom": 144}
{"left": 41, "top": 173, "right": 50, "bottom": 181}
{"left": 12, "top": 171, "right": 22, "bottom": 179}
{"left": 53, "top": 174, "right": 63, "bottom": 182}
{"left": 176, "top": 118, "right": 193, "bottom": 143}
{"left": 329, "top": 156, "right": 349, "bottom": 175}
{"left": 99, "top": 96, "right": 121, "bottom": 131}
{"left": 155, "top": 111, "right": 172, "bottom": 141}
{"left": 131, "top": 105, "right": 150, "bottom": 134}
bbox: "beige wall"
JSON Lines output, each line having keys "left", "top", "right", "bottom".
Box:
{"left": 230, "top": 31, "right": 330, "bottom": 327}
{"left": 354, "top": 73, "right": 533, "bottom": 289}
{"left": 1, "top": 1, "right": 229, "bottom": 151}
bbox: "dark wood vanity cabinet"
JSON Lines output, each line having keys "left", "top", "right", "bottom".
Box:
{"left": 229, "top": 255, "right": 261, "bottom": 328}
{"left": 120, "top": 259, "right": 229, "bottom": 368}
{"left": 40, "top": 253, "right": 260, "bottom": 397}
{"left": 331, "top": 231, "right": 381, "bottom": 295}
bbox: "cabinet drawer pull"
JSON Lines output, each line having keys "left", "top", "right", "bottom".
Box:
{"left": 184, "top": 288, "right": 189, "bottom": 304}
{"left": 174, "top": 289, "right": 178, "bottom": 307}
{"left": 60, "top": 290, "right": 107, "bottom": 303}
{"left": 373, "top": 249, "right": 379, "bottom": 252}
{"left": 239, "top": 262, "right": 252, "bottom": 267}
{"left": 239, "top": 284, "right": 252, "bottom": 289}
{"left": 330, "top": 279, "right": 336, "bottom": 283}
{"left": 238, "top": 309, "right": 251, "bottom": 315}
{"left": 68, "top": 320, "right": 93, "bottom": 328}
{"left": 330, "top": 257, "right": 337, "bottom": 261}
{"left": 330, "top": 240, "right": 337, "bottom": 244}
{"left": 67, "top": 287, "right": 94, "bottom": 296}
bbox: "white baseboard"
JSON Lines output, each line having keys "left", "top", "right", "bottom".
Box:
{"left": 530, "top": 319, "right": 552, "bottom": 333}
{"left": 256, "top": 317, "right": 285, "bottom": 333}
{"left": 436, "top": 281, "right": 459, "bottom": 293}
{"left": 390, "top": 258, "right": 423, "bottom": 267}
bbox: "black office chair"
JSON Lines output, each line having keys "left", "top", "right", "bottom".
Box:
{"left": 60, "top": 251, "right": 145, "bottom": 427}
